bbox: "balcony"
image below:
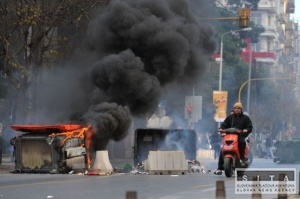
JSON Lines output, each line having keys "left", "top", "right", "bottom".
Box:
{"left": 276, "top": 13, "right": 286, "bottom": 24}
{"left": 285, "top": 21, "right": 294, "bottom": 31}
{"left": 285, "top": 39, "right": 294, "bottom": 48}
{"left": 279, "top": 54, "right": 286, "bottom": 64}
{"left": 241, "top": 51, "right": 276, "bottom": 64}
{"left": 286, "top": 0, "right": 295, "bottom": 14}
{"left": 278, "top": 35, "right": 286, "bottom": 44}
{"left": 258, "top": 1, "right": 276, "bottom": 13}
{"left": 260, "top": 26, "right": 276, "bottom": 39}
{"left": 277, "top": 26, "right": 285, "bottom": 43}
{"left": 254, "top": 52, "right": 277, "bottom": 64}
{"left": 294, "top": 28, "right": 299, "bottom": 39}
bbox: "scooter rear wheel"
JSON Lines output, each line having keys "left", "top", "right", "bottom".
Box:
{"left": 224, "top": 157, "right": 233, "bottom": 177}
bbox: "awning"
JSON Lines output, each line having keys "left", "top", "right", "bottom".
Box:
{"left": 255, "top": 57, "right": 276, "bottom": 64}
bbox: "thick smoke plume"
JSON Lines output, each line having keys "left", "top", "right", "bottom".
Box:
{"left": 39, "top": 0, "right": 216, "bottom": 150}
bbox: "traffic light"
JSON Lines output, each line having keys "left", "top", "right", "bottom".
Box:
{"left": 239, "top": 8, "right": 251, "bottom": 28}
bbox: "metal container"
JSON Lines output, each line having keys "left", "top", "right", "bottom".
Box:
{"left": 12, "top": 134, "right": 59, "bottom": 173}
{"left": 134, "top": 128, "right": 197, "bottom": 166}
{"left": 273, "top": 140, "right": 300, "bottom": 163}
{"left": 10, "top": 124, "right": 92, "bottom": 173}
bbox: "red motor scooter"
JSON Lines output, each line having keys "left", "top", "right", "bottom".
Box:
{"left": 219, "top": 128, "right": 250, "bottom": 177}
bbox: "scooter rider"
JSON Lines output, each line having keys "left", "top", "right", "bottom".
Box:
{"left": 214, "top": 102, "right": 253, "bottom": 175}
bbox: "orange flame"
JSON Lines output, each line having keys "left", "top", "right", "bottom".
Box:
{"left": 84, "top": 124, "right": 94, "bottom": 169}
{"left": 47, "top": 124, "right": 94, "bottom": 169}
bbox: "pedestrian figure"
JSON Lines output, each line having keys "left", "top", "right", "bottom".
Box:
{"left": 265, "top": 134, "right": 274, "bottom": 159}
{"left": 209, "top": 132, "right": 221, "bottom": 160}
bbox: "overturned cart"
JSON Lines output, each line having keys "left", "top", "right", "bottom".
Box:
{"left": 10, "top": 124, "right": 94, "bottom": 173}
{"left": 134, "top": 128, "right": 198, "bottom": 174}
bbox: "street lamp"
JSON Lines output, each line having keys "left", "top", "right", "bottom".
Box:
{"left": 246, "top": 43, "right": 253, "bottom": 113}
{"left": 219, "top": 27, "right": 252, "bottom": 91}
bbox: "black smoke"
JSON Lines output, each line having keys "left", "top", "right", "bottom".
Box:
{"left": 38, "top": 0, "right": 216, "bottom": 151}
{"left": 88, "top": 49, "right": 161, "bottom": 116}
{"left": 83, "top": 102, "right": 132, "bottom": 150}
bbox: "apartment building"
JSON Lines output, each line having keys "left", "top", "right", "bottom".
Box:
{"left": 251, "top": 0, "right": 296, "bottom": 76}
{"left": 216, "top": 0, "right": 298, "bottom": 81}
{"left": 215, "top": 0, "right": 300, "bottom": 139}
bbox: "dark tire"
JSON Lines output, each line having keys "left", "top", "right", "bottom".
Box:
{"left": 224, "top": 157, "right": 233, "bottom": 177}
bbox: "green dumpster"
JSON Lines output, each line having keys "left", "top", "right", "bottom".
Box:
{"left": 274, "top": 140, "right": 300, "bottom": 163}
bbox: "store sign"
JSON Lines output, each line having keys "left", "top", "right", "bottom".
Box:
{"left": 213, "top": 91, "right": 228, "bottom": 122}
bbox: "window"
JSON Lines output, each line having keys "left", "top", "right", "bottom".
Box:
{"left": 251, "top": 13, "right": 262, "bottom": 25}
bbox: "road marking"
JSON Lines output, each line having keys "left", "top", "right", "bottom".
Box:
{"left": 0, "top": 175, "right": 112, "bottom": 189}
{"left": 191, "top": 179, "right": 235, "bottom": 189}
{"left": 191, "top": 183, "right": 215, "bottom": 189}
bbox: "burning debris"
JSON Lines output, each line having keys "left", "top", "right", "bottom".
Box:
{"left": 9, "top": 0, "right": 216, "bottom": 173}
{"left": 10, "top": 124, "right": 94, "bottom": 173}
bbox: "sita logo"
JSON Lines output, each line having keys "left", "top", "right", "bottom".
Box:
{"left": 242, "top": 174, "right": 290, "bottom": 181}
{"left": 235, "top": 168, "right": 297, "bottom": 195}
{"left": 236, "top": 168, "right": 296, "bottom": 182}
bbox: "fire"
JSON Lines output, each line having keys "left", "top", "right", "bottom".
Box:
{"left": 10, "top": 123, "right": 95, "bottom": 173}
{"left": 49, "top": 125, "right": 88, "bottom": 147}
{"left": 47, "top": 124, "right": 94, "bottom": 168}
{"left": 84, "top": 125, "right": 94, "bottom": 169}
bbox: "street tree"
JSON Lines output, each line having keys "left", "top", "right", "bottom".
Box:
{"left": 0, "top": 0, "right": 109, "bottom": 123}
{"left": 212, "top": 4, "right": 264, "bottom": 107}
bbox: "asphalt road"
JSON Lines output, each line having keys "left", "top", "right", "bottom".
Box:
{"left": 0, "top": 158, "right": 300, "bottom": 199}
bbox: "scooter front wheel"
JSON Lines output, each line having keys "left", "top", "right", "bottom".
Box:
{"left": 224, "top": 157, "right": 233, "bottom": 177}
{"left": 248, "top": 150, "right": 253, "bottom": 165}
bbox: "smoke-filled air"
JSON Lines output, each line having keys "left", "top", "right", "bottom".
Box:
{"left": 38, "top": 0, "right": 216, "bottom": 150}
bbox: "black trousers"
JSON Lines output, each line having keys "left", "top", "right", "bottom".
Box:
{"left": 213, "top": 145, "right": 221, "bottom": 160}
{"left": 217, "top": 137, "right": 246, "bottom": 170}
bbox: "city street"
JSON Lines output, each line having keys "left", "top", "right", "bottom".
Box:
{"left": 0, "top": 157, "right": 299, "bottom": 199}
{"left": 0, "top": 1, "right": 299, "bottom": 199}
